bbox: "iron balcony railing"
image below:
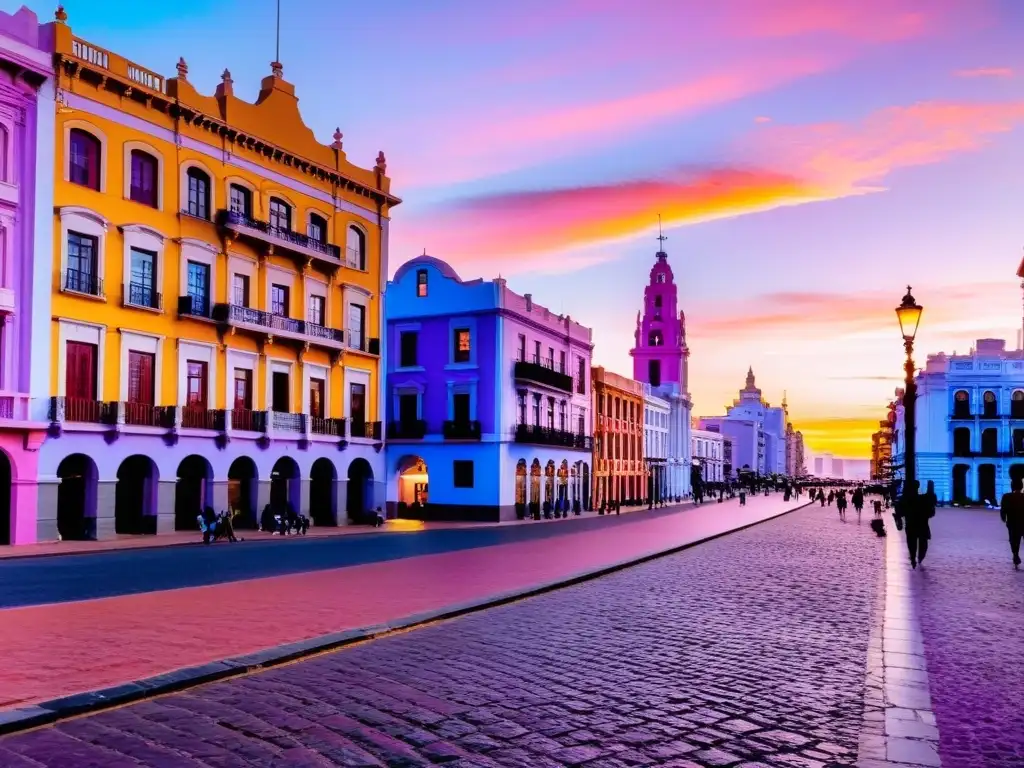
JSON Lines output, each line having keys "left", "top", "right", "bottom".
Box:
{"left": 212, "top": 303, "right": 345, "bottom": 345}
{"left": 310, "top": 416, "right": 346, "bottom": 436}
{"left": 345, "top": 331, "right": 380, "bottom": 355}
{"left": 63, "top": 268, "right": 103, "bottom": 298}
{"left": 50, "top": 397, "right": 112, "bottom": 424}
{"left": 513, "top": 357, "right": 573, "bottom": 393}
{"left": 230, "top": 408, "right": 267, "bottom": 432}
{"left": 514, "top": 423, "right": 592, "bottom": 450}
{"left": 218, "top": 209, "right": 342, "bottom": 262}
{"left": 443, "top": 419, "right": 482, "bottom": 440}
{"left": 387, "top": 419, "right": 427, "bottom": 439}
{"left": 178, "top": 294, "right": 210, "bottom": 318}
{"left": 350, "top": 420, "right": 382, "bottom": 440}
{"left": 272, "top": 411, "right": 305, "bottom": 433}
{"left": 127, "top": 282, "right": 161, "bottom": 310}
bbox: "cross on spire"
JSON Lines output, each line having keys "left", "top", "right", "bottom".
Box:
{"left": 656, "top": 214, "right": 668, "bottom": 248}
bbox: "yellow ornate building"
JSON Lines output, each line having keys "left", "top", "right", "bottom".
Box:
{"left": 39, "top": 8, "right": 400, "bottom": 540}
{"left": 592, "top": 366, "right": 647, "bottom": 509}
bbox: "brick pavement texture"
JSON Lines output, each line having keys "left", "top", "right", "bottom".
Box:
{"left": 0, "top": 506, "right": 885, "bottom": 767}
{"left": 912, "top": 508, "right": 1024, "bottom": 768}
{"left": 0, "top": 496, "right": 801, "bottom": 710}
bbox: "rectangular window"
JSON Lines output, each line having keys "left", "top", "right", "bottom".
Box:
{"left": 453, "top": 460, "right": 474, "bottom": 489}
{"left": 229, "top": 184, "right": 251, "bottom": 217}
{"left": 129, "top": 247, "right": 156, "bottom": 308}
{"left": 186, "top": 261, "right": 210, "bottom": 315}
{"left": 532, "top": 394, "right": 541, "bottom": 426}
{"left": 232, "top": 274, "right": 250, "bottom": 307}
{"left": 533, "top": 340, "right": 541, "bottom": 364}
{"left": 547, "top": 347, "right": 554, "bottom": 369}
{"left": 270, "top": 284, "right": 289, "bottom": 317}
{"left": 269, "top": 198, "right": 291, "bottom": 231}
{"left": 186, "top": 170, "right": 209, "bottom": 219}
{"left": 416, "top": 269, "right": 428, "bottom": 297}
{"left": 271, "top": 370, "right": 289, "bottom": 412}
{"left": 348, "top": 303, "right": 365, "bottom": 350}
{"left": 127, "top": 351, "right": 155, "bottom": 405}
{"left": 129, "top": 150, "right": 157, "bottom": 208}
{"left": 518, "top": 334, "right": 526, "bottom": 362}
{"left": 233, "top": 368, "right": 252, "bottom": 410}
{"left": 69, "top": 130, "right": 99, "bottom": 190}
{"left": 349, "top": 382, "right": 366, "bottom": 424}
{"left": 308, "top": 294, "right": 325, "bottom": 326}
{"left": 454, "top": 392, "right": 470, "bottom": 423}
{"left": 558, "top": 401, "right": 567, "bottom": 431}
{"left": 559, "top": 350, "right": 566, "bottom": 374}
{"left": 66, "top": 231, "right": 98, "bottom": 294}
{"left": 517, "top": 390, "right": 527, "bottom": 425}
{"left": 577, "top": 357, "right": 586, "bottom": 394}
{"left": 578, "top": 413, "right": 585, "bottom": 435}
{"left": 65, "top": 341, "right": 97, "bottom": 400}
{"left": 399, "top": 331, "right": 418, "bottom": 368}
{"left": 186, "top": 360, "right": 207, "bottom": 409}
{"left": 547, "top": 396, "right": 555, "bottom": 429}
{"left": 453, "top": 327, "right": 471, "bottom": 363}
{"left": 307, "top": 216, "right": 326, "bottom": 244}
{"left": 398, "top": 392, "right": 418, "bottom": 423}
{"left": 309, "top": 377, "right": 325, "bottom": 418}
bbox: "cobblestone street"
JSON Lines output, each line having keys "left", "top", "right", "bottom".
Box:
{"left": 913, "top": 508, "right": 1024, "bottom": 768}
{"left": 0, "top": 506, "right": 885, "bottom": 767}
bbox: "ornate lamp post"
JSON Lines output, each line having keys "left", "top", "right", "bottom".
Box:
{"left": 896, "top": 286, "right": 923, "bottom": 497}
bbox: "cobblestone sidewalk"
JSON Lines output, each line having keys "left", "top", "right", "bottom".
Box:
{"left": 0, "top": 506, "right": 885, "bottom": 767}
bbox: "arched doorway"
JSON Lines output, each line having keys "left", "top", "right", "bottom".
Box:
{"left": 557, "top": 460, "right": 569, "bottom": 509}
{"left": 570, "top": 464, "right": 578, "bottom": 506}
{"left": 978, "top": 463, "right": 996, "bottom": 505}
{"left": 951, "top": 464, "right": 968, "bottom": 502}
{"left": 175, "top": 455, "right": 213, "bottom": 530}
{"left": 270, "top": 456, "right": 300, "bottom": 513}
{"left": 347, "top": 457, "right": 374, "bottom": 520}
{"left": 0, "top": 451, "right": 10, "bottom": 545}
{"left": 544, "top": 460, "right": 555, "bottom": 515}
{"left": 582, "top": 462, "right": 591, "bottom": 510}
{"left": 515, "top": 459, "right": 527, "bottom": 517}
{"left": 310, "top": 457, "right": 337, "bottom": 526}
{"left": 529, "top": 459, "right": 541, "bottom": 517}
{"left": 227, "top": 456, "right": 258, "bottom": 528}
{"left": 115, "top": 455, "right": 159, "bottom": 535}
{"left": 57, "top": 453, "right": 97, "bottom": 540}
{"left": 396, "top": 456, "right": 427, "bottom": 509}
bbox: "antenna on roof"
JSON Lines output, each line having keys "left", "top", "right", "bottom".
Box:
{"left": 422, "top": 248, "right": 427, "bottom": 256}
{"left": 656, "top": 214, "right": 668, "bottom": 249}
{"left": 274, "top": 0, "right": 281, "bottom": 67}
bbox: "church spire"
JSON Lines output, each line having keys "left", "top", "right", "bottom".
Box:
{"left": 746, "top": 366, "right": 755, "bottom": 389}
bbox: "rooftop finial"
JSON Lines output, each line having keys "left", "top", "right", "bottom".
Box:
{"left": 221, "top": 68, "right": 233, "bottom": 84}
{"left": 656, "top": 214, "right": 668, "bottom": 250}
{"left": 422, "top": 247, "right": 427, "bottom": 256}
{"left": 376, "top": 151, "right": 387, "bottom": 174}
{"left": 271, "top": 60, "right": 283, "bottom": 78}
{"left": 55, "top": 4, "right": 67, "bottom": 22}
{"left": 332, "top": 128, "right": 343, "bottom": 150}
{"left": 176, "top": 57, "right": 188, "bottom": 80}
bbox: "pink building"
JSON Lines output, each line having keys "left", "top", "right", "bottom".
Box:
{"left": 0, "top": 7, "right": 54, "bottom": 545}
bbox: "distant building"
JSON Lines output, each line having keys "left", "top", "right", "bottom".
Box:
{"left": 723, "top": 435, "right": 734, "bottom": 478}
{"left": 893, "top": 337, "right": 1024, "bottom": 504}
{"left": 833, "top": 458, "right": 846, "bottom": 479}
{"left": 700, "top": 369, "right": 788, "bottom": 476}
{"left": 814, "top": 456, "right": 825, "bottom": 476}
{"left": 628, "top": 240, "right": 692, "bottom": 499}
{"left": 700, "top": 416, "right": 758, "bottom": 475}
{"left": 691, "top": 428, "right": 724, "bottom": 483}
{"left": 643, "top": 384, "right": 670, "bottom": 503}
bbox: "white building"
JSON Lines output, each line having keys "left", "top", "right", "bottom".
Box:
{"left": 893, "top": 337, "right": 1024, "bottom": 504}
{"left": 692, "top": 428, "right": 725, "bottom": 483}
{"left": 643, "top": 384, "right": 670, "bottom": 502}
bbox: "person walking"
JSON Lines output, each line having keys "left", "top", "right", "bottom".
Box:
{"left": 999, "top": 476, "right": 1024, "bottom": 570}
{"left": 817, "top": 488, "right": 825, "bottom": 507}
{"left": 852, "top": 487, "right": 864, "bottom": 520}
{"left": 897, "top": 480, "right": 935, "bottom": 569}
{"left": 836, "top": 489, "right": 847, "bottom": 522}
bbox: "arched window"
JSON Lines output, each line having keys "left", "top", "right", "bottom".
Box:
{"left": 648, "top": 330, "right": 663, "bottom": 346}
{"left": 269, "top": 197, "right": 291, "bottom": 232}
{"left": 307, "top": 212, "right": 328, "bottom": 244}
{"left": 656, "top": 274, "right": 666, "bottom": 284}
{"left": 186, "top": 167, "right": 211, "bottom": 219}
{"left": 654, "top": 296, "right": 662, "bottom": 307}
{"left": 129, "top": 149, "right": 158, "bottom": 207}
{"left": 953, "top": 390, "right": 970, "bottom": 418}
{"left": 515, "top": 459, "right": 527, "bottom": 506}
{"left": 649, "top": 359, "right": 661, "bottom": 387}
{"left": 346, "top": 226, "right": 366, "bottom": 270}
{"left": 981, "top": 427, "right": 998, "bottom": 456}
{"left": 1012, "top": 390, "right": 1024, "bottom": 419}
{"left": 69, "top": 128, "right": 101, "bottom": 190}
{"left": 0, "top": 124, "right": 8, "bottom": 182}
{"left": 229, "top": 183, "right": 252, "bottom": 217}
{"left": 983, "top": 390, "right": 998, "bottom": 418}
{"left": 952, "top": 427, "right": 971, "bottom": 457}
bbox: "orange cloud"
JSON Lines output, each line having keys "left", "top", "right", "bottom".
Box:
{"left": 955, "top": 67, "right": 1014, "bottom": 78}
{"left": 397, "top": 100, "right": 1024, "bottom": 273}
{"left": 796, "top": 417, "right": 884, "bottom": 458}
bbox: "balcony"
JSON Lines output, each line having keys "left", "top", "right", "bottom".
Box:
{"left": 514, "top": 423, "right": 592, "bottom": 450}
{"left": 346, "top": 331, "right": 380, "bottom": 356}
{"left": 0, "top": 392, "right": 34, "bottom": 421}
{"left": 212, "top": 303, "right": 345, "bottom": 351}
{"left": 126, "top": 282, "right": 162, "bottom": 311}
{"left": 513, "top": 357, "right": 573, "bottom": 393}
{"left": 63, "top": 268, "right": 103, "bottom": 299}
{"left": 443, "top": 420, "right": 482, "bottom": 440}
{"left": 950, "top": 408, "right": 973, "bottom": 420}
{"left": 351, "top": 420, "right": 382, "bottom": 440}
{"left": 311, "top": 416, "right": 346, "bottom": 437}
{"left": 387, "top": 419, "right": 427, "bottom": 440}
{"left": 121, "top": 402, "right": 172, "bottom": 427}
{"left": 979, "top": 411, "right": 1001, "bottom": 420}
{"left": 178, "top": 294, "right": 211, "bottom": 319}
{"left": 50, "top": 397, "right": 111, "bottom": 425}
{"left": 229, "top": 408, "right": 266, "bottom": 432}
{"left": 179, "top": 406, "right": 223, "bottom": 430}
{"left": 217, "top": 209, "right": 342, "bottom": 270}
{"left": 271, "top": 411, "right": 306, "bottom": 434}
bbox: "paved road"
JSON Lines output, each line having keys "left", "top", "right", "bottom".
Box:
{"left": 0, "top": 505, "right": 885, "bottom": 767}
{"left": 912, "top": 508, "right": 1024, "bottom": 768}
{"left": 0, "top": 505, "right": 697, "bottom": 608}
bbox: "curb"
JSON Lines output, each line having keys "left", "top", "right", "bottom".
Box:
{"left": 0, "top": 499, "right": 812, "bottom": 736}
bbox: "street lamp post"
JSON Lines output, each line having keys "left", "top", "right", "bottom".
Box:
{"left": 896, "top": 286, "right": 923, "bottom": 498}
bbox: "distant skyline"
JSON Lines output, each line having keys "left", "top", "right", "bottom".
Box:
{"left": 23, "top": 0, "right": 1024, "bottom": 458}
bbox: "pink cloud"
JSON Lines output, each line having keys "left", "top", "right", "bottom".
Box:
{"left": 395, "top": 100, "right": 1024, "bottom": 274}
{"left": 955, "top": 67, "right": 1014, "bottom": 78}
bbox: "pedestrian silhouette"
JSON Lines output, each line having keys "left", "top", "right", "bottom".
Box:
{"left": 999, "top": 476, "right": 1024, "bottom": 570}
{"left": 897, "top": 480, "right": 935, "bottom": 569}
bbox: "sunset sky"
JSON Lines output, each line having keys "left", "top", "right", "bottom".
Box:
{"left": 31, "top": 0, "right": 1024, "bottom": 458}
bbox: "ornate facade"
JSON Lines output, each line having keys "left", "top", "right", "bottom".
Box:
{"left": 592, "top": 366, "right": 645, "bottom": 507}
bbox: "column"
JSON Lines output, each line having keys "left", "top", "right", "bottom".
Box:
{"left": 298, "top": 478, "right": 311, "bottom": 517}
{"left": 211, "top": 480, "right": 230, "bottom": 514}
{"left": 95, "top": 480, "right": 117, "bottom": 540}
{"left": 336, "top": 478, "right": 350, "bottom": 523}
{"left": 156, "top": 480, "right": 176, "bottom": 534}
{"left": 256, "top": 479, "right": 272, "bottom": 518}
{"left": 35, "top": 477, "right": 59, "bottom": 543}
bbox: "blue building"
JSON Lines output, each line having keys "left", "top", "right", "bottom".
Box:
{"left": 700, "top": 368, "right": 789, "bottom": 476}
{"left": 893, "top": 338, "right": 1024, "bottom": 504}
{"left": 384, "top": 255, "right": 594, "bottom": 521}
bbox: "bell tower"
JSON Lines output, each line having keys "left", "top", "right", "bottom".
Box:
{"left": 629, "top": 220, "right": 689, "bottom": 392}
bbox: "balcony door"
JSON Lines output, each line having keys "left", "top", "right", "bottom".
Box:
{"left": 348, "top": 303, "right": 364, "bottom": 350}
{"left": 66, "top": 341, "right": 97, "bottom": 401}
{"left": 350, "top": 383, "right": 366, "bottom": 426}
{"left": 272, "top": 371, "right": 290, "bottom": 413}
{"left": 127, "top": 351, "right": 154, "bottom": 406}
{"left": 186, "top": 361, "right": 207, "bottom": 410}
{"left": 309, "top": 378, "right": 325, "bottom": 419}
{"left": 233, "top": 368, "right": 252, "bottom": 410}
{"left": 187, "top": 261, "right": 210, "bottom": 316}
{"left": 454, "top": 392, "right": 470, "bottom": 424}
